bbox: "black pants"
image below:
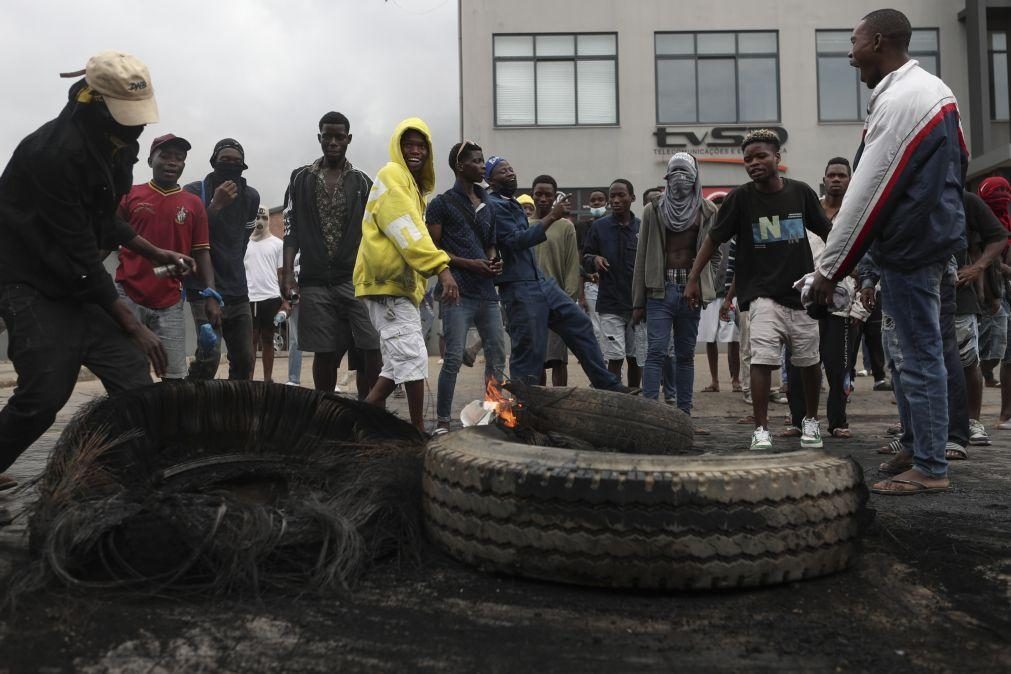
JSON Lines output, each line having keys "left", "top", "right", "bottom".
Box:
{"left": 0, "top": 284, "right": 151, "bottom": 473}
{"left": 852, "top": 297, "right": 886, "bottom": 381}
{"left": 187, "top": 296, "right": 254, "bottom": 380}
{"left": 788, "top": 315, "right": 849, "bottom": 431}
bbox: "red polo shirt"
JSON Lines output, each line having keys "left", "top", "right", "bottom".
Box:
{"left": 116, "top": 181, "right": 210, "bottom": 309}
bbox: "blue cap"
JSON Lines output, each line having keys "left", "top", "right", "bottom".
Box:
{"left": 484, "top": 155, "right": 506, "bottom": 180}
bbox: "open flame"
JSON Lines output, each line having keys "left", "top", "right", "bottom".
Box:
{"left": 484, "top": 378, "right": 519, "bottom": 428}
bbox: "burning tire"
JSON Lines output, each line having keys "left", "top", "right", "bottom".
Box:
{"left": 423, "top": 426, "right": 868, "bottom": 590}
{"left": 504, "top": 382, "right": 694, "bottom": 454}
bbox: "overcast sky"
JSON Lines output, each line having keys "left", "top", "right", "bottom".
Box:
{"left": 0, "top": 0, "right": 459, "bottom": 207}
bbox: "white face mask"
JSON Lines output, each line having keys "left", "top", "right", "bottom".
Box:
{"left": 589, "top": 206, "right": 606, "bottom": 217}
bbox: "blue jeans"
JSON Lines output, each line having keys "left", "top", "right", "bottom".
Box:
{"left": 643, "top": 282, "right": 701, "bottom": 413}
{"left": 880, "top": 262, "right": 949, "bottom": 478}
{"left": 662, "top": 356, "right": 677, "bottom": 400}
{"left": 499, "top": 279, "right": 619, "bottom": 390}
{"left": 437, "top": 296, "right": 507, "bottom": 421}
{"left": 287, "top": 303, "right": 302, "bottom": 384}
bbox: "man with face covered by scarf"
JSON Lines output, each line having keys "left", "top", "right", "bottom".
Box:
{"left": 0, "top": 51, "right": 198, "bottom": 492}
{"left": 632, "top": 152, "right": 720, "bottom": 415}
{"left": 184, "top": 138, "right": 261, "bottom": 380}
{"left": 976, "top": 177, "right": 1011, "bottom": 430}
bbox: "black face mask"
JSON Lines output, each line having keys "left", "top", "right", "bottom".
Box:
{"left": 213, "top": 163, "right": 245, "bottom": 182}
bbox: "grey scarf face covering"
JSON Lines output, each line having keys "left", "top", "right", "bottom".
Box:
{"left": 659, "top": 152, "right": 702, "bottom": 233}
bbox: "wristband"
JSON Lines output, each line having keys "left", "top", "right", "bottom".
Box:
{"left": 199, "top": 287, "right": 224, "bottom": 306}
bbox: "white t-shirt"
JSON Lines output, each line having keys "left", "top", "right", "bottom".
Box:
{"left": 244, "top": 235, "right": 284, "bottom": 302}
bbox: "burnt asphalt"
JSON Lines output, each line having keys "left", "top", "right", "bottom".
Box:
{"left": 1, "top": 353, "right": 1009, "bottom": 673}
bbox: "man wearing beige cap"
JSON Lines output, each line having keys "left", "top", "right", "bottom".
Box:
{"left": 0, "top": 51, "right": 194, "bottom": 492}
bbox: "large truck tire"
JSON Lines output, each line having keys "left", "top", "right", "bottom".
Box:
{"left": 505, "top": 383, "right": 694, "bottom": 454}
{"left": 423, "top": 426, "right": 868, "bottom": 590}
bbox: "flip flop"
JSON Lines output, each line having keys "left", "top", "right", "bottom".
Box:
{"left": 870, "top": 477, "right": 950, "bottom": 495}
{"left": 877, "top": 439, "right": 903, "bottom": 455}
{"left": 997, "top": 419, "right": 1011, "bottom": 430}
{"left": 694, "top": 426, "right": 710, "bottom": 435}
{"left": 779, "top": 427, "right": 801, "bottom": 438}
{"left": 732, "top": 383, "right": 743, "bottom": 392}
{"left": 736, "top": 415, "right": 755, "bottom": 425}
{"left": 830, "top": 428, "right": 852, "bottom": 439}
{"left": 701, "top": 384, "right": 719, "bottom": 393}
{"left": 944, "top": 443, "right": 968, "bottom": 460}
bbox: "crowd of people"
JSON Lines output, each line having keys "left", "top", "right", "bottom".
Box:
{"left": 0, "top": 9, "right": 1009, "bottom": 499}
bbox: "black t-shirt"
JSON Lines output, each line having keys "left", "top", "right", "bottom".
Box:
{"left": 709, "top": 179, "right": 831, "bottom": 311}
{"left": 955, "top": 191, "right": 1008, "bottom": 315}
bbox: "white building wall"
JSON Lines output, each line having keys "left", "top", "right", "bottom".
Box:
{"left": 461, "top": 0, "right": 969, "bottom": 194}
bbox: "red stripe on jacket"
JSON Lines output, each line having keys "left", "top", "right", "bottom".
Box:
{"left": 833, "top": 102, "right": 961, "bottom": 280}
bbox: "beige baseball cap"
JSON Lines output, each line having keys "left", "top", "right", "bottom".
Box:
{"left": 64, "top": 51, "right": 159, "bottom": 126}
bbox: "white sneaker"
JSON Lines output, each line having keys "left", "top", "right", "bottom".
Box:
{"left": 743, "top": 391, "right": 753, "bottom": 404}
{"left": 751, "top": 427, "right": 772, "bottom": 450}
{"left": 856, "top": 369, "right": 869, "bottom": 377}
{"left": 968, "top": 419, "right": 991, "bottom": 446}
{"left": 801, "top": 417, "right": 823, "bottom": 448}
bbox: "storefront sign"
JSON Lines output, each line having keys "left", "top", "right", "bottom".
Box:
{"left": 654, "top": 126, "right": 789, "bottom": 156}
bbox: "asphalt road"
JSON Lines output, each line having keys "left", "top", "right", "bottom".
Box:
{"left": 1, "top": 354, "right": 1009, "bottom": 673}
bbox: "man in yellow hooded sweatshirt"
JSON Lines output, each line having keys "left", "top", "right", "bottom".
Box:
{"left": 354, "top": 118, "right": 458, "bottom": 433}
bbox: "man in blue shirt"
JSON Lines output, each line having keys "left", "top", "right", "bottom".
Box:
{"left": 485, "top": 156, "right": 629, "bottom": 392}
{"left": 584, "top": 179, "right": 644, "bottom": 387}
{"left": 426, "top": 141, "right": 506, "bottom": 432}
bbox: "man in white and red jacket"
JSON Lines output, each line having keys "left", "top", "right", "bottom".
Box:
{"left": 811, "top": 9, "right": 968, "bottom": 496}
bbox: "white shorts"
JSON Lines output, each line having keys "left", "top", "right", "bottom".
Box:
{"left": 696, "top": 299, "right": 740, "bottom": 343}
{"left": 748, "top": 297, "right": 820, "bottom": 368}
{"left": 599, "top": 312, "right": 647, "bottom": 364}
{"left": 365, "top": 296, "right": 429, "bottom": 384}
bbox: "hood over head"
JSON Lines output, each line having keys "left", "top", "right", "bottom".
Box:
{"left": 388, "top": 117, "right": 435, "bottom": 195}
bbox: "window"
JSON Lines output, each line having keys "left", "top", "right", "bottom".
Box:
{"left": 991, "top": 31, "right": 1009, "bottom": 120}
{"left": 816, "top": 28, "right": 939, "bottom": 122}
{"left": 654, "top": 31, "right": 780, "bottom": 124}
{"left": 494, "top": 33, "right": 618, "bottom": 126}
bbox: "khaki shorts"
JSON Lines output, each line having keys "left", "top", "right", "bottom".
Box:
{"left": 364, "top": 296, "right": 428, "bottom": 384}
{"left": 748, "top": 297, "right": 820, "bottom": 368}
{"left": 599, "top": 312, "right": 647, "bottom": 364}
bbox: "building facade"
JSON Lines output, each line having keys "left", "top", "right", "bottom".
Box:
{"left": 460, "top": 0, "right": 1010, "bottom": 209}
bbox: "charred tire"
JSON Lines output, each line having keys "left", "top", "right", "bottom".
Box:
{"left": 423, "top": 426, "right": 868, "bottom": 590}
{"left": 505, "top": 383, "right": 695, "bottom": 454}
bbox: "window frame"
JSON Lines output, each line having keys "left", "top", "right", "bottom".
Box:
{"left": 492, "top": 32, "right": 620, "bottom": 128}
{"left": 815, "top": 27, "right": 940, "bottom": 123}
{"left": 989, "top": 30, "right": 1009, "bottom": 121}
{"left": 653, "top": 30, "right": 781, "bottom": 125}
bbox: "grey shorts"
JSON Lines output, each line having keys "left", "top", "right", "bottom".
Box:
{"left": 599, "top": 312, "right": 647, "bottom": 364}
{"left": 954, "top": 313, "right": 979, "bottom": 368}
{"left": 116, "top": 284, "right": 188, "bottom": 379}
{"left": 545, "top": 329, "right": 568, "bottom": 364}
{"left": 298, "top": 282, "right": 380, "bottom": 354}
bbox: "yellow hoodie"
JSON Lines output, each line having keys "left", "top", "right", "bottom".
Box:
{"left": 354, "top": 117, "right": 450, "bottom": 306}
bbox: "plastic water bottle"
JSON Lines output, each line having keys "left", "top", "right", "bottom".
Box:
{"left": 197, "top": 323, "right": 218, "bottom": 359}
{"left": 273, "top": 309, "right": 288, "bottom": 327}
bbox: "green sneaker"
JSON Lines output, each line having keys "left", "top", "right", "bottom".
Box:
{"left": 751, "top": 427, "right": 772, "bottom": 450}
{"left": 801, "top": 417, "right": 823, "bottom": 449}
